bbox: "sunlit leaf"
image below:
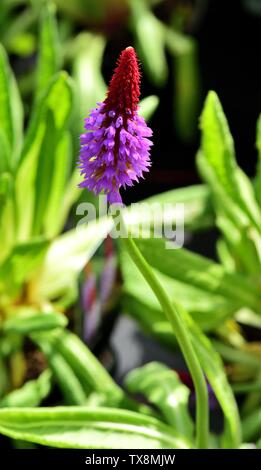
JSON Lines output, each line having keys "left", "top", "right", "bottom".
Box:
{"left": 36, "top": 218, "right": 110, "bottom": 301}
{"left": 131, "top": 184, "right": 214, "bottom": 232}
{"left": 0, "top": 407, "right": 192, "bottom": 448}
{"left": 0, "top": 172, "right": 15, "bottom": 262}
{"left": 72, "top": 32, "right": 106, "bottom": 127}
{"left": 0, "top": 43, "right": 23, "bottom": 168}
{"left": 0, "top": 238, "right": 49, "bottom": 298}
{"left": 35, "top": 1, "right": 60, "bottom": 103}
{"left": 133, "top": 237, "right": 260, "bottom": 312}
{"left": 0, "top": 128, "right": 11, "bottom": 173}
{"left": 199, "top": 91, "right": 261, "bottom": 230}
{"left": 43, "top": 132, "right": 72, "bottom": 237}
{"left": 15, "top": 72, "right": 73, "bottom": 240}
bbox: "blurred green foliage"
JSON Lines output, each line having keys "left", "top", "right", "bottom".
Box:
{"left": 0, "top": 0, "right": 261, "bottom": 450}
{"left": 0, "top": 1, "right": 160, "bottom": 405}
{"left": 0, "top": 0, "right": 202, "bottom": 142}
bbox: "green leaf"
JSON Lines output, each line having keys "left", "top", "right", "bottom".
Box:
{"left": 196, "top": 149, "right": 247, "bottom": 227}
{"left": 200, "top": 91, "right": 238, "bottom": 198}
{"left": 33, "top": 74, "right": 73, "bottom": 236}
{"left": 35, "top": 1, "right": 60, "bottom": 103}
{"left": 70, "top": 32, "right": 106, "bottom": 160}
{"left": 7, "top": 32, "right": 36, "bottom": 57}
{"left": 36, "top": 219, "right": 110, "bottom": 301}
{"left": 0, "top": 172, "right": 15, "bottom": 262}
{"left": 121, "top": 248, "right": 236, "bottom": 333}
{"left": 133, "top": 237, "right": 261, "bottom": 312}
{"left": 52, "top": 330, "right": 122, "bottom": 400}
{"left": 197, "top": 149, "right": 261, "bottom": 270}
{"left": 32, "top": 332, "right": 142, "bottom": 410}
{"left": 216, "top": 214, "right": 261, "bottom": 274}
{"left": 0, "top": 238, "right": 49, "bottom": 298}
{"left": 242, "top": 409, "right": 261, "bottom": 442}
{"left": 139, "top": 95, "right": 159, "bottom": 121}
{"left": 15, "top": 72, "right": 73, "bottom": 239}
{"left": 234, "top": 167, "right": 261, "bottom": 232}
{"left": 45, "top": 72, "right": 73, "bottom": 130}
{"left": 0, "top": 43, "right": 23, "bottom": 168}
{"left": 235, "top": 308, "right": 261, "bottom": 330}
{"left": 173, "top": 42, "right": 200, "bottom": 142}
{"left": 54, "top": 0, "right": 107, "bottom": 23}
{"left": 0, "top": 128, "right": 11, "bottom": 172}
{"left": 0, "top": 357, "right": 9, "bottom": 398}
{"left": 0, "top": 370, "right": 52, "bottom": 408}
{"left": 121, "top": 244, "right": 241, "bottom": 448}
{"left": 43, "top": 132, "right": 72, "bottom": 237}
{"left": 125, "top": 362, "right": 194, "bottom": 439}
{"left": 31, "top": 336, "right": 87, "bottom": 405}
{"left": 72, "top": 32, "right": 106, "bottom": 127}
{"left": 216, "top": 238, "right": 236, "bottom": 272}
{"left": 185, "top": 311, "right": 241, "bottom": 448}
{"left": 2, "top": 6, "right": 38, "bottom": 54}
{"left": 0, "top": 407, "right": 192, "bottom": 448}
{"left": 129, "top": 0, "right": 168, "bottom": 87}
{"left": 0, "top": 172, "right": 12, "bottom": 215}
{"left": 3, "top": 311, "right": 67, "bottom": 334}
{"left": 134, "top": 184, "right": 214, "bottom": 232}
{"left": 165, "top": 28, "right": 200, "bottom": 142}
{"left": 54, "top": 168, "right": 83, "bottom": 234}
{"left": 212, "top": 340, "right": 261, "bottom": 369}
{"left": 200, "top": 91, "right": 261, "bottom": 230}
{"left": 32, "top": 110, "right": 58, "bottom": 235}
{"left": 122, "top": 292, "right": 176, "bottom": 348}
{"left": 0, "top": 43, "right": 15, "bottom": 145}
{"left": 37, "top": 183, "right": 213, "bottom": 303}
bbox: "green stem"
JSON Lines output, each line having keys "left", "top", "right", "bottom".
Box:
{"left": 115, "top": 211, "right": 209, "bottom": 448}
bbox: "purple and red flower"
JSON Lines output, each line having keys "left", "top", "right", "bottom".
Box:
{"left": 78, "top": 47, "right": 153, "bottom": 204}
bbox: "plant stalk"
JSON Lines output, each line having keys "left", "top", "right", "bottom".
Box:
{"left": 114, "top": 210, "right": 209, "bottom": 448}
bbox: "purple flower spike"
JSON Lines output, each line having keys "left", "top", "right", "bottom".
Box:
{"left": 78, "top": 47, "right": 153, "bottom": 204}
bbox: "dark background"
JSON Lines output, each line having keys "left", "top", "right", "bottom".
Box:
{"left": 104, "top": 0, "right": 261, "bottom": 203}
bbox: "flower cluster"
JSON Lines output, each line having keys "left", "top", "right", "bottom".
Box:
{"left": 78, "top": 47, "right": 153, "bottom": 204}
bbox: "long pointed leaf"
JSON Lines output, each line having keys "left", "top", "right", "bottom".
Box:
{"left": 34, "top": 1, "right": 60, "bottom": 102}
{"left": 31, "top": 336, "right": 87, "bottom": 405}
{"left": 0, "top": 43, "right": 23, "bottom": 168}
{"left": 200, "top": 91, "right": 261, "bottom": 230}
{"left": 134, "top": 237, "right": 261, "bottom": 312}
{"left": 43, "top": 132, "right": 72, "bottom": 237}
{"left": 0, "top": 407, "right": 192, "bottom": 449}
{"left": 36, "top": 219, "right": 111, "bottom": 301}
{"left": 15, "top": 72, "right": 73, "bottom": 239}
